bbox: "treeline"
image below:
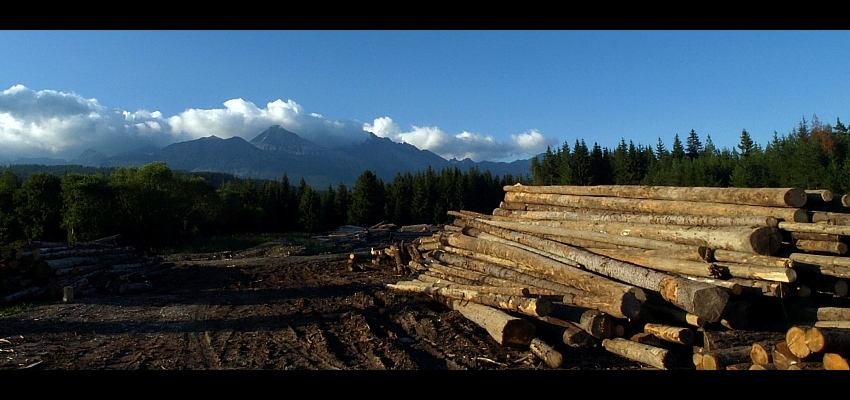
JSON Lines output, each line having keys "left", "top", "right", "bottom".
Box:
{"left": 531, "top": 115, "right": 850, "bottom": 192}
{"left": 0, "top": 162, "right": 523, "bottom": 252}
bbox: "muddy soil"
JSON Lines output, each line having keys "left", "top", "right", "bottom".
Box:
{"left": 0, "top": 240, "right": 646, "bottom": 370}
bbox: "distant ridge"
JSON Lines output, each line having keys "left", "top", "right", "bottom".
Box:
{"left": 12, "top": 125, "right": 534, "bottom": 187}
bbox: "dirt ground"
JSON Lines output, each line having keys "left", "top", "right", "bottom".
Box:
{"left": 0, "top": 240, "right": 647, "bottom": 371}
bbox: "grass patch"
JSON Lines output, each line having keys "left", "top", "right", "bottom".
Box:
{"left": 0, "top": 302, "right": 35, "bottom": 317}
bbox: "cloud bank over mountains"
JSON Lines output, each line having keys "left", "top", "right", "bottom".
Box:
{"left": 0, "top": 85, "right": 556, "bottom": 163}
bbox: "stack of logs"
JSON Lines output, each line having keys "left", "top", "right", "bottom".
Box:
{"left": 0, "top": 235, "right": 173, "bottom": 305}
{"left": 387, "top": 184, "right": 850, "bottom": 370}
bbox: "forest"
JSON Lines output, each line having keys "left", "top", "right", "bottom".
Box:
{"left": 1, "top": 115, "right": 848, "bottom": 253}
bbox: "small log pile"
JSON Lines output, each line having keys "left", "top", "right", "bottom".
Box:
{"left": 388, "top": 184, "right": 850, "bottom": 369}
{"left": 0, "top": 235, "right": 172, "bottom": 305}
{"left": 313, "top": 222, "right": 442, "bottom": 249}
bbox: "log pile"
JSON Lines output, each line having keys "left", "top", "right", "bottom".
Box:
{"left": 0, "top": 235, "right": 172, "bottom": 305}
{"left": 388, "top": 184, "right": 850, "bottom": 369}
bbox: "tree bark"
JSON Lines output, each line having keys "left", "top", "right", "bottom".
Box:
{"left": 443, "top": 232, "right": 645, "bottom": 319}
{"left": 701, "top": 329, "right": 786, "bottom": 352}
{"left": 700, "top": 345, "right": 753, "bottom": 370}
{"left": 452, "top": 218, "right": 729, "bottom": 322}
{"left": 588, "top": 248, "right": 795, "bottom": 282}
{"left": 805, "top": 189, "right": 834, "bottom": 204}
{"left": 428, "top": 250, "right": 633, "bottom": 317}
{"left": 480, "top": 215, "right": 783, "bottom": 255}
{"left": 791, "top": 293, "right": 850, "bottom": 314}
{"left": 503, "top": 191, "right": 808, "bottom": 223}
{"left": 534, "top": 315, "right": 596, "bottom": 348}
{"left": 790, "top": 232, "right": 841, "bottom": 241}
{"left": 492, "top": 208, "right": 778, "bottom": 228}
{"left": 502, "top": 184, "right": 808, "bottom": 208}
{"left": 794, "top": 239, "right": 848, "bottom": 255}
{"left": 780, "top": 221, "right": 850, "bottom": 236}
{"left": 788, "top": 253, "right": 850, "bottom": 279}
{"left": 810, "top": 211, "right": 850, "bottom": 225}
{"left": 804, "top": 327, "right": 850, "bottom": 357}
{"left": 548, "top": 303, "right": 615, "bottom": 339}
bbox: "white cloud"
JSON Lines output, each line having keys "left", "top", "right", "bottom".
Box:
{"left": 364, "top": 117, "right": 556, "bottom": 162}
{"left": 0, "top": 85, "right": 553, "bottom": 164}
{"left": 0, "top": 85, "right": 371, "bottom": 162}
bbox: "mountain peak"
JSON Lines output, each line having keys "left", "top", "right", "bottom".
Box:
{"left": 250, "top": 125, "right": 325, "bottom": 156}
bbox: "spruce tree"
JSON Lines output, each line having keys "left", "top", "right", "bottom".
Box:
{"left": 685, "top": 129, "right": 702, "bottom": 159}
{"left": 348, "top": 170, "right": 385, "bottom": 226}
{"left": 671, "top": 134, "right": 685, "bottom": 159}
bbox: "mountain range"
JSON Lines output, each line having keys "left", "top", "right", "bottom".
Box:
{"left": 45, "top": 125, "right": 534, "bottom": 187}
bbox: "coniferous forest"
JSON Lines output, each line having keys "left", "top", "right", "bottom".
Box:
{"left": 1, "top": 115, "right": 849, "bottom": 253}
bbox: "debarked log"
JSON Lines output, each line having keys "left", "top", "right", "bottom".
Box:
{"left": 530, "top": 337, "right": 563, "bottom": 368}
{"left": 643, "top": 323, "right": 694, "bottom": 345}
{"left": 386, "top": 280, "right": 551, "bottom": 318}
{"left": 502, "top": 191, "right": 808, "bottom": 223}
{"left": 642, "top": 302, "right": 706, "bottom": 328}
{"left": 602, "top": 338, "right": 677, "bottom": 370}
{"left": 711, "top": 249, "right": 794, "bottom": 269}
{"left": 502, "top": 184, "right": 808, "bottom": 208}
{"left": 439, "top": 297, "right": 535, "bottom": 348}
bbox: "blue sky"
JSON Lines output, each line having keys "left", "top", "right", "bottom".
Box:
{"left": 1, "top": 30, "right": 848, "bottom": 163}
